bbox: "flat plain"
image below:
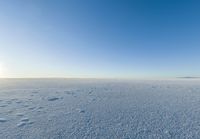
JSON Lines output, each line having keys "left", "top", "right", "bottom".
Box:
{"left": 0, "top": 79, "right": 200, "bottom": 139}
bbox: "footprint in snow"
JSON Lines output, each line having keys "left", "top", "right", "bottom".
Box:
{"left": 23, "top": 104, "right": 29, "bottom": 108}
{"left": 0, "top": 118, "right": 7, "bottom": 122}
{"left": 16, "top": 101, "right": 23, "bottom": 104}
{"left": 28, "top": 107, "right": 36, "bottom": 110}
{"left": 6, "top": 101, "right": 12, "bottom": 104}
{"left": 16, "top": 113, "right": 24, "bottom": 117}
{"left": 48, "top": 97, "right": 59, "bottom": 101}
{"left": 28, "top": 121, "right": 34, "bottom": 125}
{"left": 17, "top": 118, "right": 33, "bottom": 127}
{"left": 17, "top": 122, "right": 26, "bottom": 127}
{"left": 88, "top": 91, "right": 93, "bottom": 95}
{"left": 79, "top": 110, "right": 85, "bottom": 113}
{"left": 65, "top": 91, "right": 75, "bottom": 95}
{"left": 7, "top": 110, "right": 13, "bottom": 114}
{"left": 0, "top": 104, "right": 7, "bottom": 107}
{"left": 76, "top": 108, "right": 85, "bottom": 113}
{"left": 38, "top": 106, "right": 44, "bottom": 109}
{"left": 21, "top": 118, "right": 29, "bottom": 122}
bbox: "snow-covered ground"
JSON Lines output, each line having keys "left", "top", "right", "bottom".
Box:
{"left": 0, "top": 79, "right": 200, "bottom": 139}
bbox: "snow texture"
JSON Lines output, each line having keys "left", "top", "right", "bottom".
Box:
{"left": 0, "top": 79, "right": 200, "bottom": 139}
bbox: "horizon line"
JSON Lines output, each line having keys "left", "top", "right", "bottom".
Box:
{"left": 0, "top": 77, "right": 199, "bottom": 80}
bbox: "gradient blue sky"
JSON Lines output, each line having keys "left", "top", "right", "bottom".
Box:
{"left": 0, "top": 0, "right": 200, "bottom": 78}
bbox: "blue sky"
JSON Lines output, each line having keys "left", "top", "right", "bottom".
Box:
{"left": 0, "top": 0, "right": 200, "bottom": 78}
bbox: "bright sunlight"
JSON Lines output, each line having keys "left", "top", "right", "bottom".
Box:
{"left": 0, "top": 62, "right": 5, "bottom": 77}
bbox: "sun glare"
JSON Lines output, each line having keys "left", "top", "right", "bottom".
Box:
{"left": 0, "top": 63, "right": 5, "bottom": 77}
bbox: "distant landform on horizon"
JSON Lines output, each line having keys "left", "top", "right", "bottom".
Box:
{"left": 178, "top": 77, "right": 200, "bottom": 79}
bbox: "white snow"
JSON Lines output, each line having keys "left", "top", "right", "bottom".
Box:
{"left": 0, "top": 79, "right": 200, "bottom": 139}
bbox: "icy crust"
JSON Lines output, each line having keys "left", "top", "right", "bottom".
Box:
{"left": 0, "top": 79, "right": 200, "bottom": 139}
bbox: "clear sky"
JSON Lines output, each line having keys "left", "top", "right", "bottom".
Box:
{"left": 0, "top": 0, "right": 200, "bottom": 78}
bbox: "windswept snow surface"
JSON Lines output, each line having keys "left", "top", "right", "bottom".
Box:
{"left": 0, "top": 79, "right": 200, "bottom": 139}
